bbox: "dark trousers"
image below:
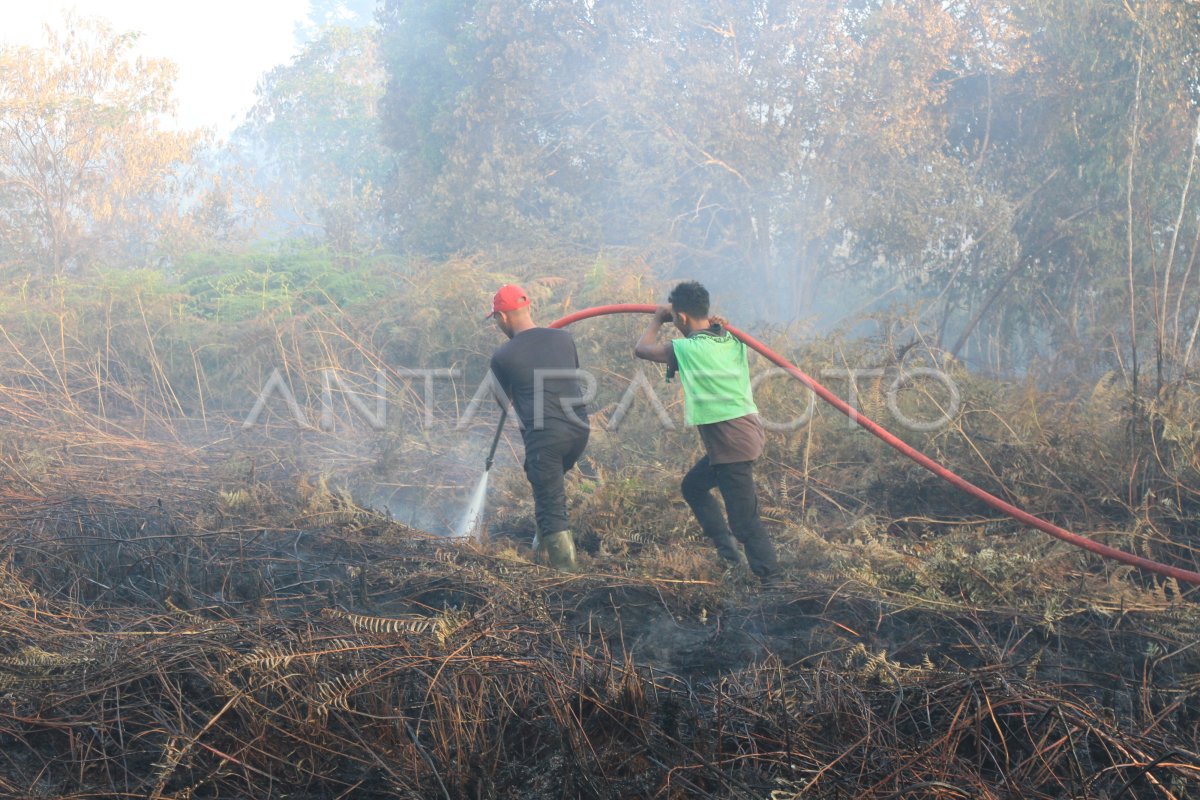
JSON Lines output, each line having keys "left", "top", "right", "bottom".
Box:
{"left": 681, "top": 456, "right": 778, "bottom": 577}
{"left": 523, "top": 426, "right": 589, "bottom": 536}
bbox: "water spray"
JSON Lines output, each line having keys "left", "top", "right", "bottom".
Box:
{"left": 454, "top": 405, "right": 508, "bottom": 539}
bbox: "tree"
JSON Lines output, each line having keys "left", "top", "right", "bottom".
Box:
{"left": 0, "top": 13, "right": 206, "bottom": 273}
{"left": 294, "top": 0, "right": 380, "bottom": 46}
{"left": 378, "top": 0, "right": 1023, "bottom": 319}
{"left": 379, "top": 0, "right": 525, "bottom": 252}
{"left": 232, "top": 23, "right": 393, "bottom": 253}
{"left": 933, "top": 0, "right": 1200, "bottom": 381}
{"left": 376, "top": 0, "right": 1200, "bottom": 371}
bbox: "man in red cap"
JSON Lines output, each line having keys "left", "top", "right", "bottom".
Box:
{"left": 487, "top": 284, "right": 590, "bottom": 569}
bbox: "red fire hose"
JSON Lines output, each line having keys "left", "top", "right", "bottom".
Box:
{"left": 550, "top": 303, "right": 1200, "bottom": 586}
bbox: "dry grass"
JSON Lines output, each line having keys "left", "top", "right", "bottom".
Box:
{"left": 1, "top": 470, "right": 1199, "bottom": 799}
{"left": 0, "top": 257, "right": 1198, "bottom": 797}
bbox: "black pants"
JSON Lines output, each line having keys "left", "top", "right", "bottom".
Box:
{"left": 523, "top": 426, "right": 589, "bottom": 536}
{"left": 681, "top": 456, "right": 778, "bottom": 577}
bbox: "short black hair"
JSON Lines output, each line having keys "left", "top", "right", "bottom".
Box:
{"left": 668, "top": 281, "right": 709, "bottom": 318}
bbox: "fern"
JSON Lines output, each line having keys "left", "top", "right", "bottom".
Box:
{"left": 310, "top": 668, "right": 372, "bottom": 720}
{"left": 0, "top": 645, "right": 94, "bottom": 673}
{"left": 320, "top": 608, "right": 458, "bottom": 643}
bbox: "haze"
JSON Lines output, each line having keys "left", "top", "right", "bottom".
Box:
{"left": 1, "top": 1, "right": 307, "bottom": 132}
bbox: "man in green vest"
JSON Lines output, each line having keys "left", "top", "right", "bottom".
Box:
{"left": 634, "top": 281, "right": 779, "bottom": 582}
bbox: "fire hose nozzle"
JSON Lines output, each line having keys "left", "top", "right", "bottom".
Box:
{"left": 484, "top": 406, "right": 508, "bottom": 472}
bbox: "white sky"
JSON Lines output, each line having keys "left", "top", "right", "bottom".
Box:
{"left": 1, "top": 1, "right": 310, "bottom": 135}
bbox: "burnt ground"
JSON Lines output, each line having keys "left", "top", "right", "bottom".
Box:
{"left": 0, "top": 486, "right": 1198, "bottom": 798}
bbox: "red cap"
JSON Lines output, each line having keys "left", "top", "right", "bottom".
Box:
{"left": 487, "top": 284, "right": 531, "bottom": 318}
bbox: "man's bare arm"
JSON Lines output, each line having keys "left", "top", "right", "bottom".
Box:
{"left": 634, "top": 305, "right": 674, "bottom": 363}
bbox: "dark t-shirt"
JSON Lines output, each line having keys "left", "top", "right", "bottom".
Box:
{"left": 490, "top": 327, "right": 590, "bottom": 437}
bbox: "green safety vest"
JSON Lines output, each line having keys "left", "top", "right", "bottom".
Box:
{"left": 671, "top": 328, "right": 758, "bottom": 426}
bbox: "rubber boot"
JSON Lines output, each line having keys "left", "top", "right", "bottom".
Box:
{"left": 538, "top": 529, "right": 577, "bottom": 570}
